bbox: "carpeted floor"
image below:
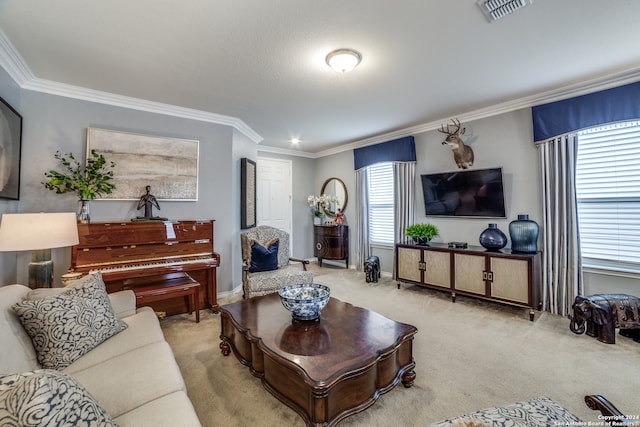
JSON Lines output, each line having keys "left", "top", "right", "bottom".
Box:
{"left": 160, "top": 263, "right": 640, "bottom": 426}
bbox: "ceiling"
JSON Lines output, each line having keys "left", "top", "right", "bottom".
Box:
{"left": 1, "top": 0, "right": 640, "bottom": 156}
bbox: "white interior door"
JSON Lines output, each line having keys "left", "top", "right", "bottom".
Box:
{"left": 256, "top": 157, "right": 292, "bottom": 239}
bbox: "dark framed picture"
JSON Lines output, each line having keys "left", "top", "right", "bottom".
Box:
{"left": 0, "top": 96, "right": 22, "bottom": 200}
{"left": 241, "top": 158, "right": 256, "bottom": 229}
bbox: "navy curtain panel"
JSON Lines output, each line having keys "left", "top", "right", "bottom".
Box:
{"left": 532, "top": 80, "right": 640, "bottom": 142}
{"left": 353, "top": 136, "right": 416, "bottom": 170}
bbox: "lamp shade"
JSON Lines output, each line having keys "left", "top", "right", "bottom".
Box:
{"left": 0, "top": 212, "right": 79, "bottom": 251}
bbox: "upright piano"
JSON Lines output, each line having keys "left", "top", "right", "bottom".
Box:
{"left": 69, "top": 219, "right": 220, "bottom": 315}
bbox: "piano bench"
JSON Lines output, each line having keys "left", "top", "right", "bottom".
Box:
{"left": 123, "top": 272, "right": 201, "bottom": 323}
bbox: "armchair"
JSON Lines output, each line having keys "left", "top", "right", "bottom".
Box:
{"left": 241, "top": 226, "right": 313, "bottom": 298}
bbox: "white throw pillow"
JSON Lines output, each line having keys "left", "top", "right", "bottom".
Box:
{"left": 0, "top": 369, "right": 119, "bottom": 426}
{"left": 12, "top": 272, "right": 127, "bottom": 370}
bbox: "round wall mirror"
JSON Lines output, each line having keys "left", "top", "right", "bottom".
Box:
{"left": 320, "top": 177, "right": 348, "bottom": 216}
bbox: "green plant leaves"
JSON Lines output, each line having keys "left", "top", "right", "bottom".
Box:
{"left": 42, "top": 150, "right": 116, "bottom": 200}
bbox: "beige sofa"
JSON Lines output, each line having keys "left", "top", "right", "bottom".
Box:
{"left": 0, "top": 279, "right": 201, "bottom": 426}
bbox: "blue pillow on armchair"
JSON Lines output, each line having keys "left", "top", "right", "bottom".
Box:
{"left": 249, "top": 238, "right": 279, "bottom": 272}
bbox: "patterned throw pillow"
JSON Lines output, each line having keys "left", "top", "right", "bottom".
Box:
{"left": 0, "top": 369, "right": 118, "bottom": 427}
{"left": 12, "top": 272, "right": 128, "bottom": 370}
{"left": 248, "top": 238, "right": 279, "bottom": 272}
{"left": 428, "top": 396, "right": 582, "bottom": 427}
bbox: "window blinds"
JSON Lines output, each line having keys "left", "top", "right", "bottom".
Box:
{"left": 367, "top": 162, "right": 394, "bottom": 245}
{"left": 576, "top": 120, "right": 640, "bottom": 272}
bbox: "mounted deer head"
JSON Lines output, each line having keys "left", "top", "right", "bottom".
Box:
{"left": 438, "top": 118, "right": 474, "bottom": 169}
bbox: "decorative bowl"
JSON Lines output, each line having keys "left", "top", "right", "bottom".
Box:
{"left": 278, "top": 283, "right": 331, "bottom": 321}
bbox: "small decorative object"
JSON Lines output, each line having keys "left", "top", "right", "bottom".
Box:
{"left": 61, "top": 272, "right": 83, "bottom": 287}
{"left": 570, "top": 294, "right": 640, "bottom": 344}
{"left": 134, "top": 185, "right": 168, "bottom": 221}
{"left": 479, "top": 223, "right": 507, "bottom": 251}
{"left": 438, "top": 118, "right": 474, "bottom": 169}
{"left": 364, "top": 255, "right": 380, "bottom": 283}
{"left": 278, "top": 283, "right": 331, "bottom": 321}
{"left": 308, "top": 194, "right": 338, "bottom": 225}
{"left": 405, "top": 223, "right": 439, "bottom": 245}
{"left": 42, "top": 150, "right": 116, "bottom": 224}
{"left": 509, "top": 214, "right": 539, "bottom": 253}
{"left": 448, "top": 241, "right": 468, "bottom": 249}
{"left": 333, "top": 209, "right": 345, "bottom": 226}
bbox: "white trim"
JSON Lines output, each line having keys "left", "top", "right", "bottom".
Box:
{"left": 0, "top": 29, "right": 262, "bottom": 144}
{"left": 218, "top": 284, "right": 244, "bottom": 301}
{"left": 3, "top": 28, "right": 640, "bottom": 158}
{"left": 582, "top": 265, "right": 640, "bottom": 281}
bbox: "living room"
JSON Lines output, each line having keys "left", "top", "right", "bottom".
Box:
{"left": 1, "top": 1, "right": 640, "bottom": 425}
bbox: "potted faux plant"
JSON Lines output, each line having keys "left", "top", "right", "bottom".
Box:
{"left": 43, "top": 149, "right": 116, "bottom": 223}
{"left": 405, "top": 223, "right": 439, "bottom": 245}
{"left": 307, "top": 194, "right": 338, "bottom": 225}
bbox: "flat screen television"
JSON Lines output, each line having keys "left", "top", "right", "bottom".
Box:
{"left": 420, "top": 167, "right": 506, "bottom": 218}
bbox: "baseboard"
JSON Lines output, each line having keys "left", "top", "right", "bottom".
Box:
{"left": 314, "top": 258, "right": 354, "bottom": 269}
{"left": 218, "top": 284, "right": 243, "bottom": 301}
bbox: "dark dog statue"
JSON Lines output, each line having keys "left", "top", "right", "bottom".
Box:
{"left": 364, "top": 256, "right": 380, "bottom": 283}
{"left": 570, "top": 294, "right": 640, "bottom": 344}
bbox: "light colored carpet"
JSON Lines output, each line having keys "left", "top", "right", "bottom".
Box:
{"left": 160, "top": 263, "right": 640, "bottom": 426}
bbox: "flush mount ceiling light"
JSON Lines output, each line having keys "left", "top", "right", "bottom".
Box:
{"left": 477, "top": 0, "right": 532, "bottom": 22}
{"left": 325, "top": 49, "right": 362, "bottom": 73}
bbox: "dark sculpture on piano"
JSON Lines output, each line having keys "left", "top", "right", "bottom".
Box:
{"left": 135, "top": 185, "right": 167, "bottom": 221}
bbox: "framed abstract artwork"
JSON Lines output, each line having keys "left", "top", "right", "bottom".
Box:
{"left": 87, "top": 128, "right": 199, "bottom": 200}
{"left": 0, "top": 96, "right": 22, "bottom": 200}
{"left": 241, "top": 158, "right": 256, "bottom": 229}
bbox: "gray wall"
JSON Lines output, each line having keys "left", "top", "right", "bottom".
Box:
{"left": 310, "top": 109, "right": 639, "bottom": 296}
{"left": 1, "top": 64, "right": 637, "bottom": 297}
{"left": 0, "top": 68, "right": 240, "bottom": 293}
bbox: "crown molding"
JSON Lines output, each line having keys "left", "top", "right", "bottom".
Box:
{"left": 3, "top": 28, "right": 640, "bottom": 157}
{"left": 0, "top": 29, "right": 34, "bottom": 85}
{"left": 315, "top": 66, "right": 640, "bottom": 158}
{"left": 257, "top": 144, "right": 317, "bottom": 159}
{"left": 22, "top": 77, "right": 263, "bottom": 142}
{"left": 0, "top": 29, "right": 262, "bottom": 143}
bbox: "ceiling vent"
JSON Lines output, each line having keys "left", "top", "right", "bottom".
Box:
{"left": 477, "top": 0, "right": 532, "bottom": 22}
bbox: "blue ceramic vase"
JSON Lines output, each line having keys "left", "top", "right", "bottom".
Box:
{"left": 509, "top": 214, "right": 539, "bottom": 253}
{"left": 479, "top": 223, "right": 507, "bottom": 251}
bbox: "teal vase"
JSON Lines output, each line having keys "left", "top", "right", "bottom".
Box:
{"left": 509, "top": 214, "right": 539, "bottom": 253}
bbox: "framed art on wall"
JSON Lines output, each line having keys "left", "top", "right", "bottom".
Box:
{"left": 87, "top": 128, "right": 199, "bottom": 200}
{"left": 241, "top": 158, "right": 256, "bottom": 229}
{"left": 0, "top": 96, "right": 22, "bottom": 200}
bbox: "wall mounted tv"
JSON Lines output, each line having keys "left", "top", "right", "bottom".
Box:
{"left": 420, "top": 167, "right": 506, "bottom": 218}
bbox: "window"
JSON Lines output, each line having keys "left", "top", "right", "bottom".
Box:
{"left": 576, "top": 120, "right": 640, "bottom": 275}
{"left": 367, "top": 162, "right": 394, "bottom": 245}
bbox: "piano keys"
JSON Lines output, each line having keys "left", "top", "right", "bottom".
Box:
{"left": 69, "top": 219, "right": 220, "bottom": 315}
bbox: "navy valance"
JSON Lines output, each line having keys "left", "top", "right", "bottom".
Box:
{"left": 353, "top": 136, "right": 416, "bottom": 170}
{"left": 532, "top": 80, "right": 640, "bottom": 142}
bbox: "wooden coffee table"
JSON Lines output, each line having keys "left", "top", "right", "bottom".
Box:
{"left": 219, "top": 293, "right": 417, "bottom": 427}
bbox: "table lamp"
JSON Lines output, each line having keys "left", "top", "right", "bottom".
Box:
{"left": 0, "top": 212, "right": 79, "bottom": 288}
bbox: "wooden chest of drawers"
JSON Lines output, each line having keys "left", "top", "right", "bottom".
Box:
{"left": 314, "top": 225, "right": 349, "bottom": 268}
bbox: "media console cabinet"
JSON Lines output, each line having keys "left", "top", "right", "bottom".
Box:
{"left": 395, "top": 242, "right": 542, "bottom": 320}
